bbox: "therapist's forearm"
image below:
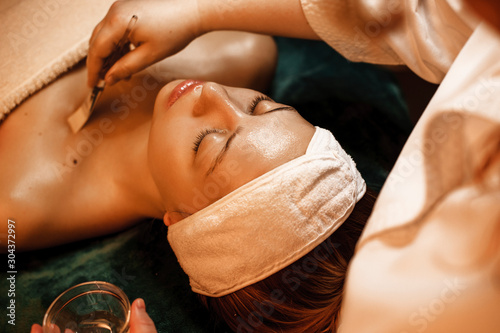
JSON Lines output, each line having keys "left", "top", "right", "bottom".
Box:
{"left": 197, "top": 0, "right": 320, "bottom": 40}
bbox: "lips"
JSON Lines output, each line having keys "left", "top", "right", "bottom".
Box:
{"left": 166, "top": 80, "right": 204, "bottom": 110}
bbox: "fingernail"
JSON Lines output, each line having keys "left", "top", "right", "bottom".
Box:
{"left": 135, "top": 298, "right": 145, "bottom": 310}
{"left": 105, "top": 74, "right": 115, "bottom": 86}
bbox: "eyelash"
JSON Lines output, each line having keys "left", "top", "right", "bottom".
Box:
{"left": 192, "top": 95, "right": 272, "bottom": 154}
{"left": 248, "top": 95, "right": 272, "bottom": 114}
{"left": 193, "top": 128, "right": 221, "bottom": 153}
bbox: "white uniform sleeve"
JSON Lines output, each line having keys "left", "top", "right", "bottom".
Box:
{"left": 300, "top": 0, "right": 479, "bottom": 83}
{"left": 336, "top": 15, "right": 500, "bottom": 333}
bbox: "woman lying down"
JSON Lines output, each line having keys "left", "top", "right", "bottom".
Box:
{"left": 2, "top": 13, "right": 374, "bottom": 333}
{"left": 17, "top": 0, "right": 500, "bottom": 331}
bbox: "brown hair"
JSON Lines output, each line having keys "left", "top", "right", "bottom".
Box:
{"left": 199, "top": 188, "right": 377, "bottom": 333}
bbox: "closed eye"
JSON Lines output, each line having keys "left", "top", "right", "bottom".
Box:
{"left": 194, "top": 96, "right": 296, "bottom": 170}
{"left": 248, "top": 95, "right": 273, "bottom": 114}
{"left": 192, "top": 128, "right": 224, "bottom": 154}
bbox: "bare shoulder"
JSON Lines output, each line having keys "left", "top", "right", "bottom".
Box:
{"left": 0, "top": 31, "right": 276, "bottom": 251}
{"left": 0, "top": 64, "right": 148, "bottom": 251}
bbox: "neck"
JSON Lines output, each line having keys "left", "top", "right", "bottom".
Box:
{"left": 117, "top": 121, "right": 165, "bottom": 220}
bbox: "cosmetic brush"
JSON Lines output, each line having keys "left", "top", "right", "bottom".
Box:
{"left": 67, "top": 15, "right": 138, "bottom": 133}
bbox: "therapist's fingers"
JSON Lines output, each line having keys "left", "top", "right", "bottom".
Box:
{"left": 87, "top": 0, "right": 205, "bottom": 88}
{"left": 87, "top": 17, "right": 132, "bottom": 87}
{"left": 87, "top": 1, "right": 134, "bottom": 87}
{"left": 102, "top": 43, "right": 157, "bottom": 86}
{"left": 129, "top": 298, "right": 157, "bottom": 333}
{"left": 89, "top": 19, "right": 105, "bottom": 49}
{"left": 31, "top": 324, "right": 43, "bottom": 333}
{"left": 31, "top": 323, "right": 66, "bottom": 333}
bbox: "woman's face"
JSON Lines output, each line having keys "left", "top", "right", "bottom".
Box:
{"left": 148, "top": 80, "right": 315, "bottom": 225}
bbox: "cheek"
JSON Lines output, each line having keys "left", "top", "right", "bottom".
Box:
{"left": 148, "top": 125, "right": 181, "bottom": 190}
{"left": 149, "top": 113, "right": 185, "bottom": 164}
{"left": 245, "top": 125, "right": 300, "bottom": 161}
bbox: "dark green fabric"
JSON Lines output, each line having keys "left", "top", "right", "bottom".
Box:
{"left": 1, "top": 38, "right": 411, "bottom": 333}
{"left": 270, "top": 37, "right": 411, "bottom": 191}
{"left": 3, "top": 221, "right": 221, "bottom": 333}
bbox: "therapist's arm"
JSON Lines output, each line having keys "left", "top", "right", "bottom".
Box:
{"left": 87, "top": 0, "right": 319, "bottom": 87}
{"left": 197, "top": 0, "right": 318, "bottom": 40}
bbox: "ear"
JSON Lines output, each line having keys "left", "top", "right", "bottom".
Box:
{"left": 163, "top": 211, "right": 185, "bottom": 226}
{"left": 163, "top": 212, "right": 175, "bottom": 226}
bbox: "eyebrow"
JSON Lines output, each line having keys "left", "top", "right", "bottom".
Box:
{"left": 205, "top": 106, "right": 296, "bottom": 176}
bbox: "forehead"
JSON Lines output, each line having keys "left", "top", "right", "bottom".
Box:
{"left": 198, "top": 111, "right": 314, "bottom": 203}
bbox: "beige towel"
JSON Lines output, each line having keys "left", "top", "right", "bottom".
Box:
{"left": 0, "top": 0, "right": 114, "bottom": 121}
{"left": 168, "top": 127, "right": 366, "bottom": 296}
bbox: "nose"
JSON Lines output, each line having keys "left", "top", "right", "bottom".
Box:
{"left": 192, "top": 82, "right": 241, "bottom": 125}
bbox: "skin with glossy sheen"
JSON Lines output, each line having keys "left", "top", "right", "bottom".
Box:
{"left": 148, "top": 79, "right": 315, "bottom": 225}
{"left": 0, "top": 31, "right": 314, "bottom": 251}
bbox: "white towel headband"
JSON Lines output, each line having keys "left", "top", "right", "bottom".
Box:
{"left": 167, "top": 127, "right": 366, "bottom": 296}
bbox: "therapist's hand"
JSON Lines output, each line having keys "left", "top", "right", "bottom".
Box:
{"left": 129, "top": 298, "right": 157, "bottom": 333}
{"left": 87, "top": 0, "right": 318, "bottom": 88}
{"left": 87, "top": 0, "right": 203, "bottom": 87}
{"left": 30, "top": 298, "right": 157, "bottom": 333}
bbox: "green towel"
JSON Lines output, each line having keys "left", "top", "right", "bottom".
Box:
{"left": 1, "top": 38, "right": 411, "bottom": 332}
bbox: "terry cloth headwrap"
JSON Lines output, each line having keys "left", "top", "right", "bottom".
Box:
{"left": 167, "top": 126, "right": 366, "bottom": 296}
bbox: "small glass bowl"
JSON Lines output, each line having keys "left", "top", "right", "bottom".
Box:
{"left": 43, "top": 281, "right": 130, "bottom": 333}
